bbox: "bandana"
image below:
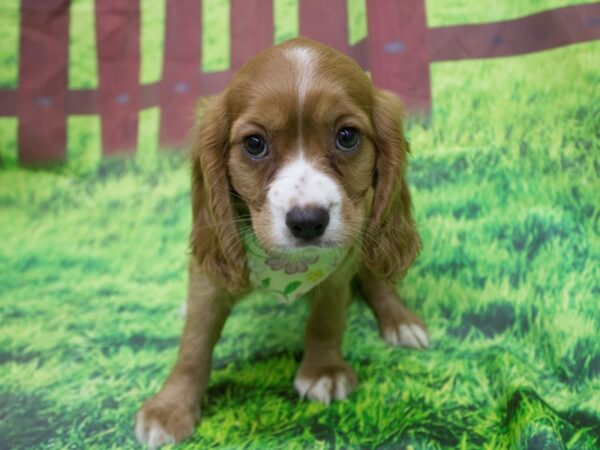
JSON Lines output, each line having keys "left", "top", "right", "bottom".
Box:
{"left": 241, "top": 231, "right": 348, "bottom": 303}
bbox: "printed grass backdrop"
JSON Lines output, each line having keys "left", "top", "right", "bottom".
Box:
{"left": 1, "top": 0, "right": 599, "bottom": 449}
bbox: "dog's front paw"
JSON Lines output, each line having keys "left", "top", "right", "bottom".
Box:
{"left": 294, "top": 362, "right": 358, "bottom": 405}
{"left": 135, "top": 395, "right": 199, "bottom": 449}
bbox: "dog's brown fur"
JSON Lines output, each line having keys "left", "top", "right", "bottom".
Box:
{"left": 135, "top": 37, "right": 425, "bottom": 448}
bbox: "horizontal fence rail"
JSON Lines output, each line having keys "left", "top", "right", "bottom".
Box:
{"left": 0, "top": 1, "right": 599, "bottom": 164}
{"left": 429, "top": 2, "right": 600, "bottom": 61}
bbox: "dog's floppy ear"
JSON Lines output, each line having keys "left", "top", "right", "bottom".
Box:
{"left": 189, "top": 94, "right": 248, "bottom": 292}
{"left": 364, "top": 89, "right": 422, "bottom": 282}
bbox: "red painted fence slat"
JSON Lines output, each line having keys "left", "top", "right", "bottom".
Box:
{"left": 0, "top": 90, "right": 18, "bottom": 116}
{"left": 197, "top": 70, "right": 234, "bottom": 97}
{"left": 230, "top": 0, "right": 273, "bottom": 70}
{"left": 95, "top": 0, "right": 141, "bottom": 155}
{"left": 300, "top": 0, "right": 350, "bottom": 55}
{"left": 18, "top": 0, "right": 69, "bottom": 164}
{"left": 348, "top": 37, "right": 368, "bottom": 69}
{"left": 159, "top": 0, "right": 202, "bottom": 148}
{"left": 366, "top": 0, "right": 431, "bottom": 112}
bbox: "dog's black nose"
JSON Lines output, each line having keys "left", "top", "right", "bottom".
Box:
{"left": 286, "top": 207, "right": 329, "bottom": 240}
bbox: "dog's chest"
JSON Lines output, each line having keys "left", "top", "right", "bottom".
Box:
{"left": 243, "top": 233, "right": 347, "bottom": 302}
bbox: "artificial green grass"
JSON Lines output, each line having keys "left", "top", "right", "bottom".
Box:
{"left": 69, "top": 0, "right": 99, "bottom": 89}
{"left": 1, "top": 38, "right": 599, "bottom": 448}
{"left": 0, "top": 0, "right": 20, "bottom": 88}
{"left": 140, "top": 0, "right": 166, "bottom": 85}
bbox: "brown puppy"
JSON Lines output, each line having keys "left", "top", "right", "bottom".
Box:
{"left": 135, "top": 37, "right": 427, "bottom": 448}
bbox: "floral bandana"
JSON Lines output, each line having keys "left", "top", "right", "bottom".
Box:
{"left": 241, "top": 231, "right": 349, "bottom": 303}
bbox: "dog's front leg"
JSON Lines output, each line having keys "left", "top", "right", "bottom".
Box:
{"left": 135, "top": 259, "right": 233, "bottom": 448}
{"left": 294, "top": 268, "right": 358, "bottom": 405}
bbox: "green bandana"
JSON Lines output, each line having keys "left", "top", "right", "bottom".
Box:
{"left": 242, "top": 232, "right": 348, "bottom": 303}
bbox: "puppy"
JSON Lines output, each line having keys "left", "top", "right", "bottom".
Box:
{"left": 135, "top": 37, "right": 427, "bottom": 448}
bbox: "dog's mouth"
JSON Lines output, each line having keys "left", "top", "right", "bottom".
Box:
{"left": 268, "top": 237, "right": 346, "bottom": 256}
{"left": 249, "top": 222, "right": 347, "bottom": 255}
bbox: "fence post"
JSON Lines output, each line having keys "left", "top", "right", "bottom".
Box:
{"left": 95, "top": 0, "right": 141, "bottom": 155}
{"left": 159, "top": 0, "right": 201, "bottom": 149}
{"left": 18, "top": 0, "right": 69, "bottom": 165}
{"left": 366, "top": 0, "right": 431, "bottom": 113}
{"left": 230, "top": 0, "right": 273, "bottom": 70}
{"left": 299, "top": 0, "right": 350, "bottom": 54}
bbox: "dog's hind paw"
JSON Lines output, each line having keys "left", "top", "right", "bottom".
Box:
{"left": 374, "top": 299, "right": 430, "bottom": 349}
{"left": 383, "top": 322, "right": 429, "bottom": 349}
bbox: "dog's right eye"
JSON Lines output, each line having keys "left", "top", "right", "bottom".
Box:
{"left": 336, "top": 127, "right": 360, "bottom": 152}
{"left": 243, "top": 135, "right": 268, "bottom": 159}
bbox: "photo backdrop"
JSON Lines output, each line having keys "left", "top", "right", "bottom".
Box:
{"left": 0, "top": 0, "right": 599, "bottom": 448}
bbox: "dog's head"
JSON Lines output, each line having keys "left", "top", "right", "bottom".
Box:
{"left": 190, "top": 37, "right": 420, "bottom": 292}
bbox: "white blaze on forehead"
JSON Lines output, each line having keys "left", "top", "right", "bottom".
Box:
{"left": 284, "top": 46, "right": 315, "bottom": 105}
{"left": 267, "top": 156, "right": 343, "bottom": 247}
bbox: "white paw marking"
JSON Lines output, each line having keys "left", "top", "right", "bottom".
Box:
{"left": 178, "top": 302, "right": 187, "bottom": 319}
{"left": 135, "top": 412, "right": 176, "bottom": 449}
{"left": 384, "top": 323, "right": 429, "bottom": 349}
{"left": 294, "top": 372, "right": 355, "bottom": 405}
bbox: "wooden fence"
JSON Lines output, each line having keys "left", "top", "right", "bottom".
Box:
{"left": 0, "top": 0, "right": 599, "bottom": 165}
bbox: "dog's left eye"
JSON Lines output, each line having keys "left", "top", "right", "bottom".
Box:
{"left": 336, "top": 127, "right": 360, "bottom": 152}
{"left": 243, "top": 135, "right": 268, "bottom": 159}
